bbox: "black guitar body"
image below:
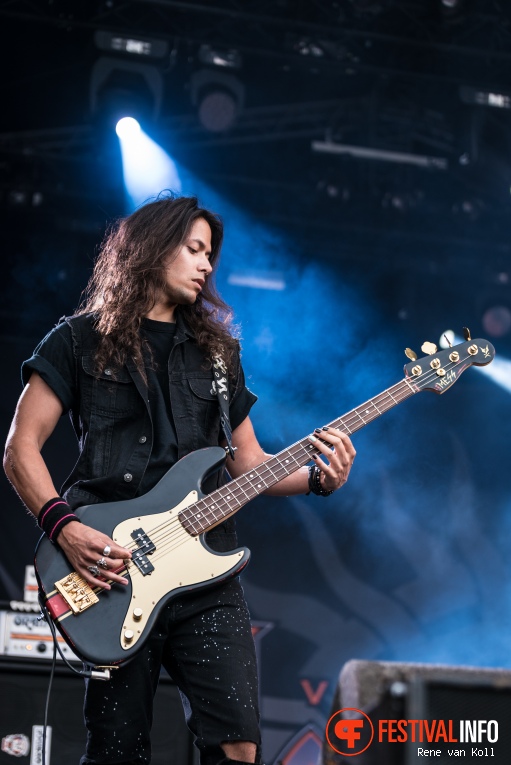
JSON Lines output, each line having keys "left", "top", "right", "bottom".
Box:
{"left": 34, "top": 447, "right": 251, "bottom": 667}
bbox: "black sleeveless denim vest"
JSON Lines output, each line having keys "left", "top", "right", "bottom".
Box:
{"left": 61, "top": 313, "right": 239, "bottom": 551}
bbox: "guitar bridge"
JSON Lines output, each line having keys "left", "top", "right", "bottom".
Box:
{"left": 55, "top": 572, "right": 99, "bottom": 614}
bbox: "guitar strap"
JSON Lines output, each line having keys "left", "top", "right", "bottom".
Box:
{"left": 211, "top": 353, "right": 236, "bottom": 460}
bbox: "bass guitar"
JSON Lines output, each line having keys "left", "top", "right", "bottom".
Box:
{"left": 34, "top": 332, "right": 495, "bottom": 667}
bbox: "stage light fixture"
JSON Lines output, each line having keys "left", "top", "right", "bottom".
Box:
{"left": 191, "top": 69, "right": 244, "bottom": 133}
{"left": 90, "top": 57, "right": 163, "bottom": 128}
{"left": 460, "top": 86, "right": 511, "bottom": 110}
{"left": 94, "top": 30, "right": 169, "bottom": 60}
{"left": 198, "top": 44, "right": 242, "bottom": 70}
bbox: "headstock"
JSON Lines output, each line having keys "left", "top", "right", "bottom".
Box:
{"left": 403, "top": 333, "right": 495, "bottom": 394}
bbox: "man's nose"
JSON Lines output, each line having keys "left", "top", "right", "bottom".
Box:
{"left": 202, "top": 257, "right": 213, "bottom": 274}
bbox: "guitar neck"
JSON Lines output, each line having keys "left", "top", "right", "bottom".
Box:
{"left": 179, "top": 376, "right": 418, "bottom": 536}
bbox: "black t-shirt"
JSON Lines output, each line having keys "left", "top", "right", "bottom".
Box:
{"left": 139, "top": 319, "right": 177, "bottom": 494}
{"left": 139, "top": 318, "right": 178, "bottom": 494}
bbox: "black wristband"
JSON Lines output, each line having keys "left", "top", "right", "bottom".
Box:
{"left": 307, "top": 465, "right": 334, "bottom": 497}
{"left": 38, "top": 497, "right": 81, "bottom": 542}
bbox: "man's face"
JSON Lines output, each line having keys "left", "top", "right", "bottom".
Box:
{"left": 162, "top": 217, "right": 213, "bottom": 307}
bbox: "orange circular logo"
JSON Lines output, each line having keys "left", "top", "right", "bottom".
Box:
{"left": 326, "top": 707, "right": 374, "bottom": 757}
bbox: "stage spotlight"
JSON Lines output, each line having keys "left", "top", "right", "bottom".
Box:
{"left": 191, "top": 69, "right": 244, "bottom": 133}
{"left": 94, "top": 30, "right": 169, "bottom": 61}
{"left": 90, "top": 57, "right": 163, "bottom": 129}
{"left": 460, "top": 85, "right": 511, "bottom": 110}
{"left": 116, "top": 117, "right": 141, "bottom": 139}
{"left": 198, "top": 44, "right": 242, "bottom": 70}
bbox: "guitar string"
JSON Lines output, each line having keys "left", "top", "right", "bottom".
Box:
{"left": 117, "top": 350, "right": 472, "bottom": 582}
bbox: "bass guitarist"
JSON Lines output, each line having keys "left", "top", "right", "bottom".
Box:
{"left": 3, "top": 195, "right": 356, "bottom": 765}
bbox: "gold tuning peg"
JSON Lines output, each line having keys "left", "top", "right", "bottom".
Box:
{"left": 463, "top": 327, "right": 472, "bottom": 341}
{"left": 405, "top": 348, "right": 418, "bottom": 361}
{"left": 421, "top": 341, "right": 438, "bottom": 355}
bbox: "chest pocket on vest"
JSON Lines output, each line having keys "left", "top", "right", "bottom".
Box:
{"left": 82, "top": 357, "right": 135, "bottom": 416}
{"left": 187, "top": 376, "right": 220, "bottom": 435}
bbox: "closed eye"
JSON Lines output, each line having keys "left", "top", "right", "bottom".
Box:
{"left": 188, "top": 237, "right": 211, "bottom": 258}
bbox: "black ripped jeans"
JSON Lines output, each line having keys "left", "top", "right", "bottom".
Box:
{"left": 80, "top": 578, "right": 261, "bottom": 765}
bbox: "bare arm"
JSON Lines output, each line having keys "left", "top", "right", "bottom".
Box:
{"left": 4, "top": 372, "right": 131, "bottom": 589}
{"left": 4, "top": 372, "right": 64, "bottom": 511}
{"left": 224, "top": 416, "right": 356, "bottom": 496}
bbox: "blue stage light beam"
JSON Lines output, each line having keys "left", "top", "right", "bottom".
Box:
{"left": 116, "top": 120, "right": 181, "bottom": 210}
{"left": 440, "top": 330, "right": 511, "bottom": 394}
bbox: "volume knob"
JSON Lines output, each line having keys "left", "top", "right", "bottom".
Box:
{"left": 133, "top": 608, "right": 143, "bottom": 622}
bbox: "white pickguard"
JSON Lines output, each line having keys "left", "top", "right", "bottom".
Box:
{"left": 113, "top": 491, "right": 245, "bottom": 651}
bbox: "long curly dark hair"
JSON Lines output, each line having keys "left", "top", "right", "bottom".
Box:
{"left": 77, "top": 194, "right": 239, "bottom": 380}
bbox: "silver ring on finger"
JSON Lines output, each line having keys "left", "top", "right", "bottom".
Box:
{"left": 102, "top": 545, "right": 111, "bottom": 557}
{"left": 97, "top": 557, "right": 109, "bottom": 570}
{"left": 87, "top": 565, "right": 100, "bottom": 577}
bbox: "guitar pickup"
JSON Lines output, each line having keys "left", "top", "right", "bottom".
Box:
{"left": 130, "top": 528, "right": 156, "bottom": 577}
{"left": 55, "top": 572, "right": 99, "bottom": 614}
